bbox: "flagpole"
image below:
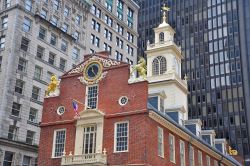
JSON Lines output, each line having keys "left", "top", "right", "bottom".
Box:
{"left": 72, "top": 99, "right": 84, "bottom": 106}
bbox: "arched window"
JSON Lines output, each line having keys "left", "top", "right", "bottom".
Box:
{"left": 159, "top": 32, "right": 164, "bottom": 42}
{"left": 152, "top": 56, "right": 167, "bottom": 75}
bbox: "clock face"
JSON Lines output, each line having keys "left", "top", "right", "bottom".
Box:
{"left": 84, "top": 61, "right": 102, "bottom": 81}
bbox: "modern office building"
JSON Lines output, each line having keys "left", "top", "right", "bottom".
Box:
{"left": 135, "top": 0, "right": 250, "bottom": 164}
{"left": 85, "top": 0, "right": 139, "bottom": 65}
{"left": 0, "top": 0, "right": 91, "bottom": 165}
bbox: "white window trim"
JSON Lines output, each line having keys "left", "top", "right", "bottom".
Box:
{"left": 114, "top": 121, "right": 129, "bottom": 153}
{"left": 85, "top": 84, "right": 99, "bottom": 110}
{"left": 189, "top": 145, "right": 194, "bottom": 166}
{"left": 157, "top": 126, "right": 164, "bottom": 158}
{"left": 198, "top": 150, "right": 203, "bottom": 166}
{"left": 206, "top": 155, "right": 211, "bottom": 166}
{"left": 52, "top": 128, "right": 66, "bottom": 158}
{"left": 180, "top": 140, "right": 185, "bottom": 166}
{"left": 169, "top": 133, "right": 175, "bottom": 163}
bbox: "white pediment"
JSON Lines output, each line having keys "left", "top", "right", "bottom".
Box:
{"left": 76, "top": 109, "right": 105, "bottom": 126}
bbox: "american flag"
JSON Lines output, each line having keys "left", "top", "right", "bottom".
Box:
{"left": 72, "top": 100, "right": 80, "bottom": 117}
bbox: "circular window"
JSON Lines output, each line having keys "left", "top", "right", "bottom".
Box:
{"left": 119, "top": 96, "right": 129, "bottom": 106}
{"left": 57, "top": 106, "right": 65, "bottom": 115}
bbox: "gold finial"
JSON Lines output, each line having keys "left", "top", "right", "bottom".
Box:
{"left": 161, "top": 4, "right": 170, "bottom": 23}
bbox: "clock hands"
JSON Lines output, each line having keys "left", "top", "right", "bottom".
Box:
{"left": 91, "top": 66, "right": 97, "bottom": 75}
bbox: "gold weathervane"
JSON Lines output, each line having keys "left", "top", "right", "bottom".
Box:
{"left": 161, "top": 4, "right": 170, "bottom": 23}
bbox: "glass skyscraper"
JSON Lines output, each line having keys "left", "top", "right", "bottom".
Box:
{"left": 135, "top": 0, "right": 250, "bottom": 164}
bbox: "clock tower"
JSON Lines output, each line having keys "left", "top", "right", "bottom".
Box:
{"left": 145, "top": 5, "right": 189, "bottom": 122}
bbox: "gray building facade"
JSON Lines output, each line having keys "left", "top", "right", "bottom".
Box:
{"left": 0, "top": 0, "right": 91, "bottom": 165}
{"left": 135, "top": 0, "right": 250, "bottom": 164}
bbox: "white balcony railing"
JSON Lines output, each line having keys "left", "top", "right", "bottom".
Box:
{"left": 61, "top": 153, "right": 107, "bottom": 165}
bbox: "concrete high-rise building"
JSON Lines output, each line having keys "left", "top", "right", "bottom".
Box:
{"left": 85, "top": 0, "right": 139, "bottom": 65}
{"left": 0, "top": 0, "right": 91, "bottom": 165}
{"left": 135, "top": 0, "right": 250, "bottom": 164}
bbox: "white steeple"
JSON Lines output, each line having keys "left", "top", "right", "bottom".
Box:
{"left": 146, "top": 4, "right": 189, "bottom": 121}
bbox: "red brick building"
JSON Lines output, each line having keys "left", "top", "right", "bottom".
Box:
{"left": 38, "top": 12, "right": 241, "bottom": 166}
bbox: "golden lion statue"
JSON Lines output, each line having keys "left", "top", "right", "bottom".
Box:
{"left": 45, "top": 75, "right": 59, "bottom": 97}
{"left": 130, "top": 57, "right": 147, "bottom": 79}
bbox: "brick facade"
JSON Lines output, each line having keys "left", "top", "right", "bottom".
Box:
{"left": 38, "top": 53, "right": 241, "bottom": 166}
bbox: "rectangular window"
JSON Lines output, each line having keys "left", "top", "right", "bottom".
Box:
{"left": 28, "top": 108, "right": 37, "bottom": 123}
{"left": 61, "top": 40, "right": 68, "bottom": 52}
{"left": 4, "top": 151, "right": 14, "bottom": 166}
{"left": 38, "top": 26, "right": 46, "bottom": 40}
{"left": 169, "top": 134, "right": 175, "bottom": 163}
{"left": 11, "top": 102, "right": 21, "bottom": 117}
{"left": 50, "top": 33, "right": 57, "bottom": 46}
{"left": 157, "top": 127, "right": 164, "bottom": 157}
{"left": 180, "top": 140, "right": 185, "bottom": 166}
{"left": 61, "top": 23, "right": 68, "bottom": 32}
{"left": 23, "top": 17, "right": 31, "bottom": 32}
{"left": 0, "top": 56, "right": 2, "bottom": 69}
{"left": 53, "top": 0, "right": 59, "bottom": 10}
{"left": 73, "top": 31, "right": 80, "bottom": 41}
{"left": 21, "top": 37, "right": 29, "bottom": 51}
{"left": 1, "top": 16, "right": 8, "bottom": 29}
{"left": 189, "top": 146, "right": 194, "bottom": 166}
{"left": 32, "top": 86, "right": 40, "bottom": 101}
{"left": 59, "top": 58, "right": 66, "bottom": 71}
{"left": 34, "top": 66, "right": 42, "bottom": 80}
{"left": 105, "top": 0, "right": 112, "bottom": 11}
{"left": 72, "top": 47, "right": 79, "bottom": 60}
{"left": 127, "top": 7, "right": 133, "bottom": 28}
{"left": 25, "top": 0, "right": 32, "bottom": 11}
{"left": 48, "top": 52, "right": 56, "bottom": 65}
{"left": 4, "top": 0, "right": 11, "bottom": 8}
{"left": 40, "top": 9, "right": 47, "bottom": 19}
{"left": 206, "top": 155, "right": 211, "bottom": 166}
{"left": 15, "top": 79, "right": 24, "bottom": 94}
{"left": 8, "top": 125, "right": 18, "bottom": 140}
{"left": 86, "top": 85, "right": 98, "bottom": 109}
{"left": 51, "top": 16, "right": 58, "bottom": 26}
{"left": 36, "top": 46, "right": 44, "bottom": 59}
{"left": 198, "top": 150, "right": 203, "bottom": 166}
{"left": 75, "top": 14, "right": 81, "bottom": 25}
{"left": 22, "top": 156, "right": 31, "bottom": 166}
{"left": 18, "top": 58, "right": 27, "bottom": 72}
{"left": 0, "top": 36, "right": 5, "bottom": 49}
{"left": 64, "top": 6, "right": 70, "bottom": 16}
{"left": 115, "top": 122, "right": 128, "bottom": 152}
{"left": 83, "top": 126, "right": 97, "bottom": 154}
{"left": 26, "top": 130, "right": 35, "bottom": 144}
{"left": 52, "top": 129, "right": 66, "bottom": 157}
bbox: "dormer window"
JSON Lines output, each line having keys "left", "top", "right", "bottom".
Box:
{"left": 148, "top": 91, "right": 166, "bottom": 113}
{"left": 159, "top": 32, "right": 164, "bottom": 43}
{"left": 152, "top": 56, "right": 167, "bottom": 75}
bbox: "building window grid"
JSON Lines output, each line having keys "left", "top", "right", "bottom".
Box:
{"left": 53, "top": 0, "right": 59, "bottom": 10}
{"left": 73, "top": 31, "right": 80, "bottom": 41}
{"left": 21, "top": 37, "right": 29, "bottom": 51}
{"left": 64, "top": 6, "right": 70, "bottom": 17}
{"left": 18, "top": 58, "right": 27, "bottom": 72}
{"left": 36, "top": 46, "right": 45, "bottom": 59}
{"left": 3, "top": 151, "right": 14, "bottom": 166}
{"left": 51, "top": 16, "right": 58, "bottom": 26}
{"left": 4, "top": 0, "right": 11, "bottom": 8}
{"left": 48, "top": 52, "right": 56, "bottom": 65}
{"left": 157, "top": 127, "right": 164, "bottom": 157}
{"left": 53, "top": 129, "right": 66, "bottom": 157}
{"left": 180, "top": 140, "right": 185, "bottom": 166}
{"left": 198, "top": 150, "right": 203, "bottom": 166}
{"left": 40, "top": 9, "right": 47, "bottom": 19}
{"left": 87, "top": 85, "right": 98, "bottom": 109}
{"left": 22, "top": 156, "right": 31, "bottom": 166}
{"left": 34, "top": 66, "right": 42, "bottom": 80}
{"left": 38, "top": 27, "right": 46, "bottom": 40}
{"left": 0, "top": 36, "right": 5, "bottom": 49}
{"left": 26, "top": 130, "right": 35, "bottom": 145}
{"left": 61, "top": 40, "right": 68, "bottom": 52}
{"left": 8, "top": 125, "right": 18, "bottom": 140}
{"left": 75, "top": 15, "right": 81, "bottom": 25}
{"left": 72, "top": 47, "right": 79, "bottom": 60}
{"left": 28, "top": 108, "right": 37, "bottom": 123}
{"left": 152, "top": 56, "right": 167, "bottom": 75}
{"left": 50, "top": 34, "right": 57, "bottom": 46}
{"left": 169, "top": 134, "right": 175, "bottom": 163}
{"left": 83, "top": 126, "right": 97, "bottom": 154}
{"left": 115, "top": 122, "right": 128, "bottom": 152}
{"left": 189, "top": 146, "right": 194, "bottom": 166}
{"left": 32, "top": 86, "right": 40, "bottom": 101}
{"left": 105, "top": 1, "right": 112, "bottom": 11}
{"left": 15, "top": 79, "right": 24, "bottom": 94}
{"left": 22, "top": 17, "right": 31, "bottom": 32}
{"left": 59, "top": 58, "right": 66, "bottom": 71}
{"left": 1, "top": 16, "right": 8, "bottom": 29}
{"left": 11, "top": 102, "right": 21, "bottom": 117}
{"left": 24, "top": 0, "right": 32, "bottom": 11}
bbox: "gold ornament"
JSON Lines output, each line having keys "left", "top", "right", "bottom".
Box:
{"left": 130, "top": 57, "right": 147, "bottom": 79}
{"left": 45, "top": 75, "right": 59, "bottom": 97}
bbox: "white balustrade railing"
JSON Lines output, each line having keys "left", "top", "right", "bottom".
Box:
{"left": 61, "top": 153, "right": 107, "bottom": 165}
